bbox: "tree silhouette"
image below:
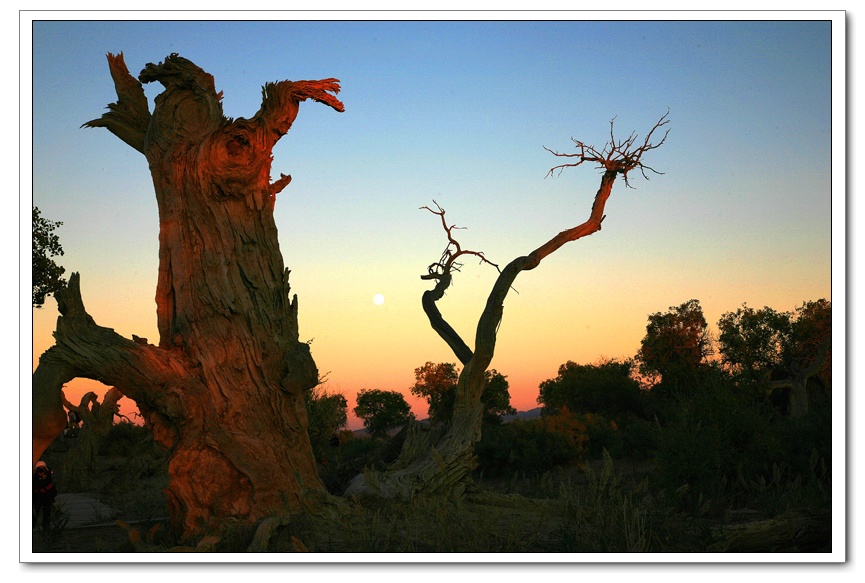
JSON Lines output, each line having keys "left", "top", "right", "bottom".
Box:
{"left": 353, "top": 389, "right": 414, "bottom": 439}
{"left": 32, "top": 53, "right": 344, "bottom": 543}
{"left": 32, "top": 206, "right": 66, "bottom": 308}
{"left": 637, "top": 298, "right": 713, "bottom": 390}
{"left": 345, "top": 112, "right": 670, "bottom": 499}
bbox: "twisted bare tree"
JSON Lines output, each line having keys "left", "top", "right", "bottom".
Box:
{"left": 345, "top": 112, "right": 670, "bottom": 499}
{"left": 32, "top": 53, "right": 344, "bottom": 542}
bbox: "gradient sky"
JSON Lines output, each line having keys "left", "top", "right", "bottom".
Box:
{"left": 26, "top": 15, "right": 840, "bottom": 430}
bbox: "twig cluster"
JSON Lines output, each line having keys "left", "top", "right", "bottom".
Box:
{"left": 544, "top": 110, "right": 670, "bottom": 188}
{"left": 420, "top": 201, "right": 500, "bottom": 281}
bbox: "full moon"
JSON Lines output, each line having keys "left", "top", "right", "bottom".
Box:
{"left": 373, "top": 293, "right": 385, "bottom": 306}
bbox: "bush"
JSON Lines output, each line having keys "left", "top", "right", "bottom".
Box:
{"left": 581, "top": 413, "right": 624, "bottom": 459}
{"left": 304, "top": 387, "right": 348, "bottom": 460}
{"left": 650, "top": 375, "right": 788, "bottom": 514}
{"left": 475, "top": 418, "right": 580, "bottom": 477}
{"left": 538, "top": 359, "right": 645, "bottom": 418}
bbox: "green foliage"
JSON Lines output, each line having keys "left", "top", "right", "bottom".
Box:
{"left": 32, "top": 206, "right": 66, "bottom": 308}
{"left": 475, "top": 410, "right": 624, "bottom": 477}
{"left": 637, "top": 299, "right": 713, "bottom": 387}
{"left": 409, "top": 361, "right": 516, "bottom": 426}
{"left": 718, "top": 299, "right": 831, "bottom": 385}
{"left": 409, "top": 362, "right": 459, "bottom": 425}
{"left": 617, "top": 414, "right": 659, "bottom": 459}
{"left": 718, "top": 304, "right": 793, "bottom": 380}
{"left": 353, "top": 389, "right": 414, "bottom": 439}
{"left": 304, "top": 386, "right": 348, "bottom": 458}
{"left": 650, "top": 373, "right": 798, "bottom": 514}
{"left": 537, "top": 358, "right": 644, "bottom": 418}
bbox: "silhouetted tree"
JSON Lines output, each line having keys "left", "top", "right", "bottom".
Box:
{"left": 718, "top": 304, "right": 793, "bottom": 381}
{"left": 480, "top": 370, "right": 517, "bottom": 425}
{"left": 537, "top": 358, "right": 643, "bottom": 417}
{"left": 32, "top": 53, "right": 344, "bottom": 543}
{"left": 32, "top": 206, "right": 66, "bottom": 308}
{"left": 353, "top": 389, "right": 414, "bottom": 439}
{"left": 305, "top": 386, "right": 348, "bottom": 458}
{"left": 637, "top": 299, "right": 713, "bottom": 393}
{"left": 345, "top": 112, "right": 669, "bottom": 499}
{"left": 409, "top": 362, "right": 459, "bottom": 426}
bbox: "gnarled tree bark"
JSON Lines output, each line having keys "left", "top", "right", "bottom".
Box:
{"left": 345, "top": 113, "right": 669, "bottom": 500}
{"left": 32, "top": 53, "right": 344, "bottom": 542}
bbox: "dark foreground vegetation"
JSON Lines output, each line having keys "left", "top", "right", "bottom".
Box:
{"left": 33, "top": 369, "right": 831, "bottom": 554}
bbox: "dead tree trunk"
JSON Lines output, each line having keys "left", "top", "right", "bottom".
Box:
{"left": 769, "top": 335, "right": 831, "bottom": 418}
{"left": 345, "top": 114, "right": 670, "bottom": 499}
{"left": 60, "top": 387, "right": 122, "bottom": 490}
{"left": 32, "top": 53, "right": 344, "bottom": 542}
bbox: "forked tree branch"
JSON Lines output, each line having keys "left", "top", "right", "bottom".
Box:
{"left": 421, "top": 112, "right": 670, "bottom": 391}
{"left": 419, "top": 201, "right": 500, "bottom": 365}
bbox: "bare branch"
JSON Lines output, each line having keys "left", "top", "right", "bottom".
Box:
{"left": 544, "top": 109, "right": 670, "bottom": 187}
{"left": 420, "top": 201, "right": 500, "bottom": 279}
{"left": 418, "top": 201, "right": 502, "bottom": 365}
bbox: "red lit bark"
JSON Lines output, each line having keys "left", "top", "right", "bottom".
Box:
{"left": 32, "top": 53, "right": 343, "bottom": 542}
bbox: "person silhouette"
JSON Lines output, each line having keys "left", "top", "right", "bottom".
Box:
{"left": 32, "top": 461, "right": 57, "bottom": 531}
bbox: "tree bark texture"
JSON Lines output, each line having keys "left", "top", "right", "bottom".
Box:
{"left": 32, "top": 53, "right": 344, "bottom": 541}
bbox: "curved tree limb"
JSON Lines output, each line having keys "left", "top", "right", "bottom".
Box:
{"left": 253, "top": 78, "right": 344, "bottom": 143}
{"left": 33, "top": 273, "right": 192, "bottom": 464}
{"left": 419, "top": 201, "right": 499, "bottom": 366}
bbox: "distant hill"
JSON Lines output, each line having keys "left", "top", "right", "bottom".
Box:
{"left": 351, "top": 407, "right": 543, "bottom": 437}
{"left": 502, "top": 407, "right": 542, "bottom": 423}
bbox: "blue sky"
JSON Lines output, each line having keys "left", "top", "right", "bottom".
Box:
{"left": 27, "top": 15, "right": 840, "bottom": 422}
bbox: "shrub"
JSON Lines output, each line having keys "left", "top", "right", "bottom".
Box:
{"left": 538, "top": 359, "right": 645, "bottom": 418}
